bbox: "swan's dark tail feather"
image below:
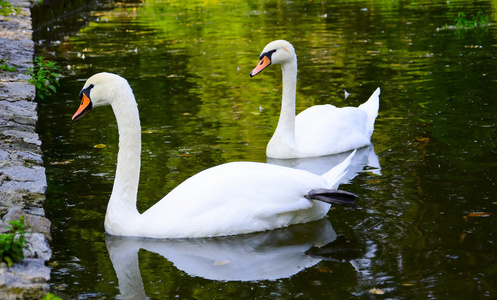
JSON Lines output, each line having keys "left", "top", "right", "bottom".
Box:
{"left": 305, "top": 188, "right": 361, "bottom": 209}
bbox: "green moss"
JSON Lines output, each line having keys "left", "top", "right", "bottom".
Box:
{"left": 0, "top": 0, "right": 21, "bottom": 16}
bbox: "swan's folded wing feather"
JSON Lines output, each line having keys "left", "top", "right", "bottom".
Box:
{"left": 138, "top": 162, "right": 333, "bottom": 237}
{"left": 295, "top": 106, "right": 370, "bottom": 156}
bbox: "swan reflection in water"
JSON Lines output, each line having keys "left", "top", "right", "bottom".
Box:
{"left": 106, "top": 219, "right": 357, "bottom": 299}
{"left": 268, "top": 144, "right": 381, "bottom": 184}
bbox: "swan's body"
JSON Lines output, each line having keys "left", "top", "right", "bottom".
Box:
{"left": 250, "top": 40, "right": 380, "bottom": 159}
{"left": 72, "top": 72, "right": 359, "bottom": 239}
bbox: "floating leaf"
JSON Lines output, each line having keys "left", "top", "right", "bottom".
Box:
{"left": 213, "top": 260, "right": 231, "bottom": 266}
{"left": 317, "top": 268, "right": 333, "bottom": 273}
{"left": 467, "top": 212, "right": 492, "bottom": 217}
{"left": 370, "top": 288, "right": 385, "bottom": 295}
{"left": 94, "top": 144, "right": 106, "bottom": 149}
{"left": 50, "top": 159, "right": 74, "bottom": 165}
{"left": 142, "top": 129, "right": 163, "bottom": 134}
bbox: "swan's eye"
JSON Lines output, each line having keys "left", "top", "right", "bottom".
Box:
{"left": 259, "top": 49, "right": 277, "bottom": 61}
{"left": 79, "top": 84, "right": 94, "bottom": 100}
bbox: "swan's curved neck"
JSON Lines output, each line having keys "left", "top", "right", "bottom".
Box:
{"left": 272, "top": 58, "right": 298, "bottom": 148}
{"left": 105, "top": 87, "right": 141, "bottom": 230}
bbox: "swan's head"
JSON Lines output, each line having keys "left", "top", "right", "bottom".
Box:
{"left": 250, "top": 40, "right": 296, "bottom": 77}
{"left": 72, "top": 72, "right": 130, "bottom": 122}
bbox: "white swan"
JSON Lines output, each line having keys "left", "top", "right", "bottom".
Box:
{"left": 72, "top": 72, "right": 360, "bottom": 239}
{"left": 250, "top": 40, "right": 380, "bottom": 159}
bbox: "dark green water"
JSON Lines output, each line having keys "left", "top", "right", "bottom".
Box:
{"left": 34, "top": 0, "right": 497, "bottom": 298}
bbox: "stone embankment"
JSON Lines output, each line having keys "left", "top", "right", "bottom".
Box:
{"left": 0, "top": 0, "right": 52, "bottom": 299}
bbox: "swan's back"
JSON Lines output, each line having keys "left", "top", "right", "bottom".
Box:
{"left": 137, "top": 162, "right": 337, "bottom": 238}
{"left": 294, "top": 105, "right": 369, "bottom": 156}
{"left": 292, "top": 88, "right": 380, "bottom": 156}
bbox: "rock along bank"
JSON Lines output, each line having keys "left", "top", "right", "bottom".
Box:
{"left": 0, "top": 0, "right": 52, "bottom": 299}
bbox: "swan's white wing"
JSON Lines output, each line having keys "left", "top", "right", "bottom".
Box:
{"left": 295, "top": 105, "right": 370, "bottom": 156}
{"left": 138, "top": 162, "right": 333, "bottom": 238}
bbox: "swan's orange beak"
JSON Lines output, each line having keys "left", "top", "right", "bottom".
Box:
{"left": 250, "top": 56, "right": 271, "bottom": 77}
{"left": 72, "top": 92, "right": 92, "bottom": 122}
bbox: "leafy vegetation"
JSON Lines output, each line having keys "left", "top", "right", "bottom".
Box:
{"left": 0, "top": 215, "right": 30, "bottom": 267}
{"left": 0, "top": 58, "right": 17, "bottom": 72}
{"left": 25, "top": 56, "right": 60, "bottom": 100}
{"left": 40, "top": 293, "right": 63, "bottom": 300}
{"left": 455, "top": 11, "right": 489, "bottom": 29}
{"left": 441, "top": 11, "right": 490, "bottom": 30}
{"left": 0, "top": 0, "right": 20, "bottom": 16}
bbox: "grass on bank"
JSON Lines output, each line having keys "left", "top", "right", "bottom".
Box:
{"left": 0, "top": 58, "right": 17, "bottom": 72}
{"left": 0, "top": 215, "right": 30, "bottom": 267}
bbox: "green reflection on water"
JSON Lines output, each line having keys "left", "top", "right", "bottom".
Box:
{"left": 34, "top": 0, "right": 497, "bottom": 298}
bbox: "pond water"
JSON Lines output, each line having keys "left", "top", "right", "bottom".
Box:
{"left": 34, "top": 0, "right": 497, "bottom": 298}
